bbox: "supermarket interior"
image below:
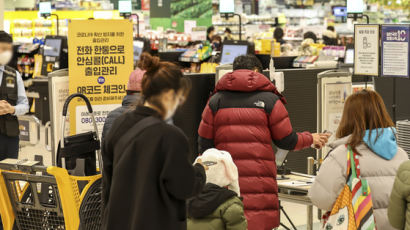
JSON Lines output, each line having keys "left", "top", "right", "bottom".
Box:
{"left": 0, "top": 0, "right": 409, "bottom": 230}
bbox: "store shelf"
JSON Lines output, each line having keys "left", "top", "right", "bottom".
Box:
{"left": 284, "top": 37, "right": 303, "bottom": 41}
{"left": 249, "top": 22, "right": 276, "bottom": 25}
{"left": 213, "top": 23, "right": 245, "bottom": 26}
{"left": 214, "top": 22, "right": 276, "bottom": 26}
{"left": 180, "top": 56, "right": 201, "bottom": 63}
{"left": 167, "top": 40, "right": 190, "bottom": 46}
{"left": 217, "top": 31, "right": 245, "bottom": 35}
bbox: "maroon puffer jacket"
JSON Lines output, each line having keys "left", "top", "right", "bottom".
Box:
{"left": 198, "top": 69, "right": 313, "bottom": 230}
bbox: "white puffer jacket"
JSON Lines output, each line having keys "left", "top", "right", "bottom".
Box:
{"left": 309, "top": 129, "right": 408, "bottom": 230}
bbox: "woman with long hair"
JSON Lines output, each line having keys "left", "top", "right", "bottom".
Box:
{"left": 102, "top": 55, "right": 206, "bottom": 230}
{"left": 102, "top": 52, "right": 154, "bottom": 140}
{"left": 309, "top": 90, "right": 408, "bottom": 230}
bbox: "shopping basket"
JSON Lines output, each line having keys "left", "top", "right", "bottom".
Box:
{"left": 56, "top": 93, "right": 102, "bottom": 176}
{"left": 0, "top": 159, "right": 102, "bottom": 230}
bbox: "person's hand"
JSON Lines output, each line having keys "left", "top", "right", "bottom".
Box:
{"left": 0, "top": 100, "right": 15, "bottom": 115}
{"left": 311, "top": 133, "right": 331, "bottom": 149}
{"left": 196, "top": 158, "right": 209, "bottom": 171}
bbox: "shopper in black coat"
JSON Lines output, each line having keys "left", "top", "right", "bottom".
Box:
{"left": 102, "top": 55, "right": 206, "bottom": 230}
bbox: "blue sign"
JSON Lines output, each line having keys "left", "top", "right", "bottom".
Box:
{"left": 97, "top": 76, "right": 105, "bottom": 84}
{"left": 381, "top": 25, "right": 410, "bottom": 78}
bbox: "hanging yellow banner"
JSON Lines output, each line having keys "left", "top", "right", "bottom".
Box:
{"left": 68, "top": 20, "right": 133, "bottom": 135}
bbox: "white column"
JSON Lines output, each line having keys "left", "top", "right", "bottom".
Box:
{"left": 0, "top": 0, "right": 4, "bottom": 30}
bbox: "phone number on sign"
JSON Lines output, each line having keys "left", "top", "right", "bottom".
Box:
{"left": 81, "top": 116, "right": 106, "bottom": 124}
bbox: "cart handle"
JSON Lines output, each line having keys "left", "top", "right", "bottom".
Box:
{"left": 62, "top": 93, "right": 93, "bottom": 116}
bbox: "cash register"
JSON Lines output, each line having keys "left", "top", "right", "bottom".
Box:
{"left": 41, "top": 35, "right": 68, "bottom": 76}
{"left": 30, "top": 36, "right": 67, "bottom": 124}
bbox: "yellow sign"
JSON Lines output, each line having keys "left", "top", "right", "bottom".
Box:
{"left": 68, "top": 20, "right": 133, "bottom": 135}
{"left": 33, "top": 54, "right": 43, "bottom": 78}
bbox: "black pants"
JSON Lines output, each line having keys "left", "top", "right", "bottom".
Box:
{"left": 0, "top": 134, "right": 19, "bottom": 161}
{"left": 0, "top": 134, "right": 19, "bottom": 230}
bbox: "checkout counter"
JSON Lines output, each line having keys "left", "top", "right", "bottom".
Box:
{"left": 28, "top": 36, "right": 68, "bottom": 125}
{"left": 271, "top": 68, "right": 332, "bottom": 172}
{"left": 29, "top": 78, "right": 50, "bottom": 125}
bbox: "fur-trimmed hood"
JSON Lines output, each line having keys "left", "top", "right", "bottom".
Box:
{"left": 323, "top": 29, "right": 337, "bottom": 39}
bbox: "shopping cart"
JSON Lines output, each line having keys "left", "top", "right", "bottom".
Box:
{"left": 0, "top": 159, "right": 102, "bottom": 230}
{"left": 0, "top": 94, "right": 103, "bottom": 230}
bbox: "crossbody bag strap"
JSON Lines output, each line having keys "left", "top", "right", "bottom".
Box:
{"left": 348, "top": 146, "right": 358, "bottom": 179}
{"left": 346, "top": 146, "right": 353, "bottom": 184}
{"left": 345, "top": 146, "right": 357, "bottom": 187}
{"left": 347, "top": 145, "right": 369, "bottom": 195}
{"left": 114, "top": 116, "right": 162, "bottom": 154}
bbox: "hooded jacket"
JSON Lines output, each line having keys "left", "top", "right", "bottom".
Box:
{"left": 187, "top": 183, "right": 247, "bottom": 230}
{"left": 198, "top": 69, "right": 313, "bottom": 230}
{"left": 322, "top": 29, "right": 338, "bottom": 46}
{"left": 309, "top": 128, "right": 408, "bottom": 230}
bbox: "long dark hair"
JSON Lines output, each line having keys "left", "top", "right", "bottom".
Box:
{"left": 139, "top": 55, "right": 191, "bottom": 119}
{"left": 336, "top": 90, "right": 394, "bottom": 151}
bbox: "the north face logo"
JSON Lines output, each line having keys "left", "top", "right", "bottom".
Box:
{"left": 254, "top": 101, "right": 265, "bottom": 108}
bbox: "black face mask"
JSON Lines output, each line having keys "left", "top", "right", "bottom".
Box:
{"left": 212, "top": 42, "right": 220, "bottom": 49}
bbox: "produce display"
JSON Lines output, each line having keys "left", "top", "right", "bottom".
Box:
{"left": 171, "top": 0, "right": 212, "bottom": 18}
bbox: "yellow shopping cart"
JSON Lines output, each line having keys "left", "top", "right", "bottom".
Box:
{"left": 0, "top": 159, "right": 102, "bottom": 230}
{"left": 0, "top": 93, "right": 103, "bottom": 230}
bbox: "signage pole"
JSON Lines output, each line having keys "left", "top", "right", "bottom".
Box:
{"left": 42, "top": 13, "right": 60, "bottom": 36}
{"left": 52, "top": 14, "right": 60, "bottom": 36}
{"left": 363, "top": 14, "right": 370, "bottom": 24}
{"left": 234, "top": 13, "right": 242, "bottom": 41}
{"left": 393, "top": 78, "right": 397, "bottom": 123}
{"left": 222, "top": 13, "right": 242, "bottom": 41}
{"left": 364, "top": 14, "right": 369, "bottom": 88}
{"left": 134, "top": 14, "right": 140, "bottom": 37}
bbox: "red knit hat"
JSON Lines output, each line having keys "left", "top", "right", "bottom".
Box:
{"left": 127, "top": 68, "right": 146, "bottom": 91}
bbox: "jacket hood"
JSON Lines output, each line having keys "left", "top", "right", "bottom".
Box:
{"left": 329, "top": 127, "right": 398, "bottom": 160}
{"left": 363, "top": 128, "right": 398, "bottom": 160}
{"left": 216, "top": 69, "right": 287, "bottom": 104}
{"left": 122, "top": 94, "right": 139, "bottom": 107}
{"left": 323, "top": 30, "right": 337, "bottom": 39}
{"left": 187, "top": 183, "right": 237, "bottom": 218}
